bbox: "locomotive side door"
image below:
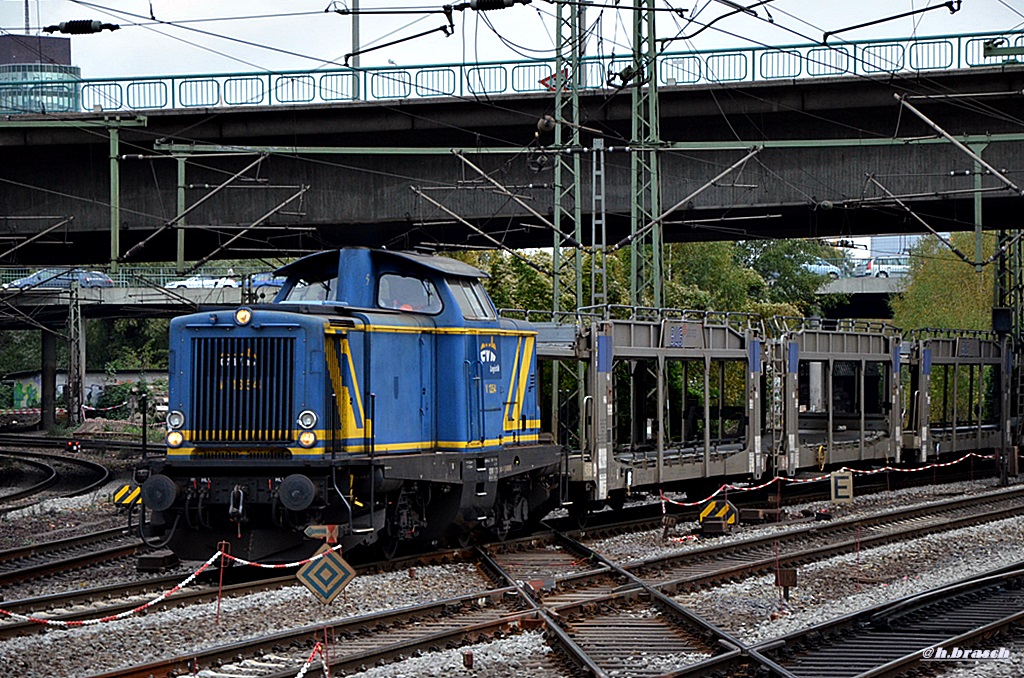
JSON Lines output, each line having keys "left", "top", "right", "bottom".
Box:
{"left": 465, "top": 332, "right": 507, "bottom": 444}
{"left": 420, "top": 332, "right": 435, "bottom": 447}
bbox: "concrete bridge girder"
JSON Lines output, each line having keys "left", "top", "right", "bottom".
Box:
{"left": 0, "top": 66, "right": 1023, "bottom": 264}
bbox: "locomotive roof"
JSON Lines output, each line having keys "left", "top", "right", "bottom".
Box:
{"left": 275, "top": 248, "right": 488, "bottom": 279}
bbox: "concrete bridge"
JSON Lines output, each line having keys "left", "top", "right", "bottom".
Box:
{"left": 1, "top": 30, "right": 1024, "bottom": 267}
{"left": 0, "top": 285, "right": 255, "bottom": 330}
{"left": 819, "top": 275, "right": 904, "bottom": 319}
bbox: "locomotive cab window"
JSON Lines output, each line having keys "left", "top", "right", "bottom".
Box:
{"left": 282, "top": 275, "right": 337, "bottom": 302}
{"left": 450, "top": 279, "right": 496, "bottom": 320}
{"left": 378, "top": 274, "right": 441, "bottom": 313}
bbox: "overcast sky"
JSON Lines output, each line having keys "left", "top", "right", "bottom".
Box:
{"left": 1, "top": 1, "right": 1023, "bottom": 78}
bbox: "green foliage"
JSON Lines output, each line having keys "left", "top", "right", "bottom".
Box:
{"left": 745, "top": 300, "right": 803, "bottom": 319}
{"left": 47, "top": 423, "right": 77, "bottom": 437}
{"left": 89, "top": 318, "right": 170, "bottom": 372}
{"left": 93, "top": 379, "right": 162, "bottom": 420}
{"left": 890, "top": 233, "right": 996, "bottom": 331}
{"left": 664, "top": 242, "right": 763, "bottom": 311}
{"left": 737, "top": 239, "right": 844, "bottom": 315}
{"left": 0, "top": 381, "right": 12, "bottom": 408}
{"left": 453, "top": 239, "right": 841, "bottom": 319}
{"left": 0, "top": 330, "right": 41, "bottom": 374}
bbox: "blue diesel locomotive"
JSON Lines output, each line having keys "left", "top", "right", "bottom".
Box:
{"left": 138, "top": 248, "right": 562, "bottom": 561}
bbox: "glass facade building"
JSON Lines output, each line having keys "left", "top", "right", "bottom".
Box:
{"left": 0, "top": 36, "right": 80, "bottom": 114}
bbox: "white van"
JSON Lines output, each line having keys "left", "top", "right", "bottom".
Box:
{"left": 855, "top": 255, "right": 910, "bottom": 277}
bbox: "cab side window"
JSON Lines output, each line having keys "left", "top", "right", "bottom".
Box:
{"left": 378, "top": 274, "right": 442, "bottom": 313}
{"left": 450, "top": 279, "right": 496, "bottom": 320}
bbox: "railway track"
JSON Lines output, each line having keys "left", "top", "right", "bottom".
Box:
{"left": 0, "top": 527, "right": 142, "bottom": 589}
{"left": 0, "top": 455, "right": 56, "bottom": 504}
{"left": 623, "top": 485, "right": 1024, "bottom": 594}
{"left": 0, "top": 434, "right": 142, "bottom": 455}
{"left": 0, "top": 572, "right": 294, "bottom": 639}
{"left": 70, "top": 483, "right": 1024, "bottom": 678}
{"left": 88, "top": 584, "right": 540, "bottom": 678}
{"left": 476, "top": 484, "right": 1024, "bottom": 675}
{"left": 751, "top": 562, "right": 1024, "bottom": 677}
{"left": 0, "top": 547, "right": 467, "bottom": 640}
{"left": 0, "top": 450, "right": 110, "bottom": 514}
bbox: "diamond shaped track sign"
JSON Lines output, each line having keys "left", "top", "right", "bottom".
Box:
{"left": 297, "top": 544, "right": 356, "bottom": 605}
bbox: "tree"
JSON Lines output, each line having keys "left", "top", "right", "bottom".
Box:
{"left": 0, "top": 330, "right": 41, "bottom": 374}
{"left": 87, "top": 318, "right": 170, "bottom": 372}
{"left": 664, "top": 242, "right": 763, "bottom": 311}
{"left": 890, "top": 233, "right": 996, "bottom": 331}
{"left": 737, "top": 239, "right": 845, "bottom": 315}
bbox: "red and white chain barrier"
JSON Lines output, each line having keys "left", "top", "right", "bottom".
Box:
{"left": 220, "top": 543, "right": 343, "bottom": 569}
{"left": 0, "top": 401, "right": 127, "bottom": 416}
{"left": 660, "top": 452, "right": 996, "bottom": 508}
{"left": 0, "top": 543, "right": 344, "bottom": 627}
{"left": 82, "top": 401, "right": 129, "bottom": 412}
{"left": 294, "top": 641, "right": 331, "bottom": 678}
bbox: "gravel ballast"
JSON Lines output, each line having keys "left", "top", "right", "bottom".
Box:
{"left": 671, "top": 514, "right": 1024, "bottom": 644}
{"left": 0, "top": 562, "right": 490, "bottom": 678}
{"left": 1, "top": 475, "right": 1020, "bottom": 676}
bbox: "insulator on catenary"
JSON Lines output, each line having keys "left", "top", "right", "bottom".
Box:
{"left": 457, "top": 0, "right": 531, "bottom": 11}
{"left": 43, "top": 20, "right": 120, "bottom": 34}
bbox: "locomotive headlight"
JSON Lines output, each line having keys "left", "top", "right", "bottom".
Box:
{"left": 167, "top": 430, "right": 184, "bottom": 447}
{"left": 298, "top": 431, "right": 317, "bottom": 448}
{"left": 234, "top": 307, "right": 253, "bottom": 326}
{"left": 297, "top": 410, "right": 317, "bottom": 430}
{"left": 167, "top": 410, "right": 185, "bottom": 430}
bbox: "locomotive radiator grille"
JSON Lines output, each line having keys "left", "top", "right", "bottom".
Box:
{"left": 190, "top": 336, "right": 295, "bottom": 443}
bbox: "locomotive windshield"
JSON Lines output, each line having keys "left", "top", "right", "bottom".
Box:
{"left": 281, "top": 274, "right": 338, "bottom": 302}
{"left": 378, "top": 274, "right": 441, "bottom": 313}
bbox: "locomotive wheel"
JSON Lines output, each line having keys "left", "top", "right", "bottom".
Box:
{"left": 453, "top": 529, "right": 474, "bottom": 548}
{"left": 493, "top": 522, "right": 510, "bottom": 542}
{"left": 377, "top": 499, "right": 401, "bottom": 561}
{"left": 571, "top": 504, "right": 590, "bottom": 528}
{"left": 377, "top": 532, "right": 399, "bottom": 561}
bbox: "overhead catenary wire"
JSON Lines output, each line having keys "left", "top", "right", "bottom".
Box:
{"left": 453, "top": 150, "right": 585, "bottom": 249}
{"left": 895, "top": 93, "right": 1024, "bottom": 196}
{"left": 0, "top": 217, "right": 74, "bottom": 261}
{"left": 411, "top": 186, "right": 553, "bottom": 274}
{"left": 188, "top": 186, "right": 309, "bottom": 271}
{"left": 608, "top": 146, "right": 762, "bottom": 252}
{"left": 120, "top": 155, "right": 267, "bottom": 262}
{"left": 649, "top": 11, "right": 1024, "bottom": 229}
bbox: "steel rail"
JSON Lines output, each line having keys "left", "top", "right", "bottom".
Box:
{"left": 0, "top": 455, "right": 57, "bottom": 503}
{"left": 87, "top": 586, "right": 526, "bottom": 678}
{"left": 752, "top": 562, "right": 1024, "bottom": 677}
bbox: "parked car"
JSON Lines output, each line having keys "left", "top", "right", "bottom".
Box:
{"left": 854, "top": 256, "right": 910, "bottom": 278}
{"left": 3, "top": 268, "right": 114, "bottom": 289}
{"left": 164, "top": 275, "right": 238, "bottom": 289}
{"left": 801, "top": 259, "right": 842, "bottom": 279}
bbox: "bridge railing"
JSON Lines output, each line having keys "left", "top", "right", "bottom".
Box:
{"left": 0, "top": 266, "right": 244, "bottom": 289}
{"left": 1, "top": 29, "right": 1022, "bottom": 115}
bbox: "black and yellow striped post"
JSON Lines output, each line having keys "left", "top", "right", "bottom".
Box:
{"left": 113, "top": 484, "right": 141, "bottom": 506}
{"left": 698, "top": 499, "right": 738, "bottom": 534}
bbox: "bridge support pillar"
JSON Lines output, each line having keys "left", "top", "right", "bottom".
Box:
{"left": 40, "top": 328, "right": 56, "bottom": 431}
